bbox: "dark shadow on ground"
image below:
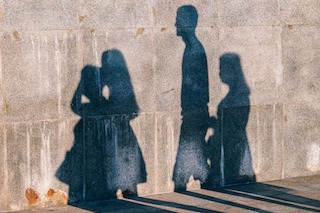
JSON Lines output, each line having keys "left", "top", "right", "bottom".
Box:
{"left": 72, "top": 199, "right": 176, "bottom": 213}
{"left": 131, "top": 196, "right": 223, "bottom": 213}
{"left": 191, "top": 183, "right": 320, "bottom": 212}
{"left": 56, "top": 181, "right": 320, "bottom": 213}
{"left": 226, "top": 183, "right": 320, "bottom": 209}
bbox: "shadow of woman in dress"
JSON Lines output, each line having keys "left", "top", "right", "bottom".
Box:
{"left": 56, "top": 49, "right": 146, "bottom": 203}
{"left": 100, "top": 49, "right": 146, "bottom": 198}
{"left": 208, "top": 53, "right": 256, "bottom": 186}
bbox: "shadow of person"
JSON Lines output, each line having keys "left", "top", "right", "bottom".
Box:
{"left": 172, "top": 5, "right": 210, "bottom": 191}
{"left": 208, "top": 53, "right": 256, "bottom": 186}
{"left": 100, "top": 49, "right": 146, "bottom": 197}
{"left": 56, "top": 49, "right": 146, "bottom": 203}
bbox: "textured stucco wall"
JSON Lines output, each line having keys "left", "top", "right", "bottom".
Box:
{"left": 0, "top": 0, "right": 320, "bottom": 212}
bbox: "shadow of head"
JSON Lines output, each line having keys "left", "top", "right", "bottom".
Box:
{"left": 80, "top": 65, "right": 100, "bottom": 104}
{"left": 100, "top": 49, "right": 139, "bottom": 115}
{"left": 175, "top": 5, "right": 198, "bottom": 37}
{"left": 219, "top": 53, "right": 245, "bottom": 87}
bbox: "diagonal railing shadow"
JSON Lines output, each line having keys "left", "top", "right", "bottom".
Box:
{"left": 178, "top": 191, "right": 272, "bottom": 213}
{"left": 131, "top": 196, "right": 224, "bottom": 213}
{"left": 184, "top": 186, "right": 320, "bottom": 212}
{"left": 72, "top": 198, "right": 176, "bottom": 213}
{"left": 226, "top": 183, "right": 320, "bottom": 208}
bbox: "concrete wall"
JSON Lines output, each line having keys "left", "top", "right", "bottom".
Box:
{"left": 0, "top": 0, "right": 320, "bottom": 211}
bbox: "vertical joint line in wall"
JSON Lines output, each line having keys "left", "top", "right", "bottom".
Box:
{"left": 154, "top": 114, "right": 158, "bottom": 193}
{"left": 0, "top": 36, "right": 7, "bottom": 123}
{"left": 77, "top": 0, "right": 80, "bottom": 30}
{"left": 277, "top": 0, "right": 281, "bottom": 25}
{"left": 27, "top": 124, "right": 31, "bottom": 186}
{"left": 78, "top": 29, "right": 84, "bottom": 79}
{"left": 216, "top": 0, "right": 221, "bottom": 97}
{"left": 150, "top": 0, "right": 156, "bottom": 28}
{"left": 217, "top": 24, "right": 221, "bottom": 95}
{"left": 272, "top": 105, "right": 277, "bottom": 165}
{"left": 277, "top": 0, "right": 285, "bottom": 178}
{"left": 170, "top": 116, "right": 174, "bottom": 180}
{"left": 220, "top": 108, "right": 225, "bottom": 186}
{"left": 276, "top": 14, "right": 284, "bottom": 91}
{"left": 82, "top": 121, "right": 86, "bottom": 200}
{"left": 151, "top": 4, "right": 157, "bottom": 114}
{"left": 281, "top": 105, "right": 285, "bottom": 179}
{"left": 216, "top": 0, "right": 221, "bottom": 29}
{"left": 93, "top": 33, "right": 99, "bottom": 66}
{"left": 256, "top": 109, "right": 261, "bottom": 173}
{"left": 37, "top": 37, "right": 42, "bottom": 84}
{"left": 55, "top": 35, "right": 62, "bottom": 117}
{"left": 2, "top": 127, "right": 9, "bottom": 203}
{"left": 150, "top": 6, "right": 158, "bottom": 192}
{"left": 166, "top": 116, "right": 173, "bottom": 183}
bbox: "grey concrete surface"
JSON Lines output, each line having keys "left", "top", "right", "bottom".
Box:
{"left": 218, "top": 0, "right": 279, "bottom": 26}
{"left": 0, "top": 0, "right": 320, "bottom": 212}
{"left": 280, "top": 0, "right": 320, "bottom": 25}
{"left": 3, "top": 0, "right": 79, "bottom": 31}
{"left": 15, "top": 175, "right": 320, "bottom": 213}
{"left": 79, "top": 0, "right": 152, "bottom": 29}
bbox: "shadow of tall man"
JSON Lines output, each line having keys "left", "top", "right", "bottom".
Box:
{"left": 172, "top": 5, "right": 210, "bottom": 191}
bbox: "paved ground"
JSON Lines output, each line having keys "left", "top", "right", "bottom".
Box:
{"left": 17, "top": 175, "right": 320, "bottom": 213}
